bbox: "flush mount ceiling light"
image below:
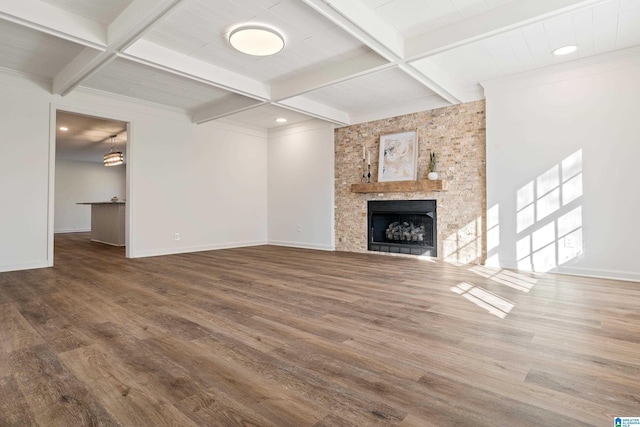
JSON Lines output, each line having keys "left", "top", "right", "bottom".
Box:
{"left": 275, "top": 118, "right": 287, "bottom": 123}
{"left": 229, "top": 25, "right": 285, "bottom": 56}
{"left": 552, "top": 45, "right": 578, "bottom": 56}
{"left": 104, "top": 135, "right": 124, "bottom": 167}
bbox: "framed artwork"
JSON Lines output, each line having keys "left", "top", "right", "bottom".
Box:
{"left": 378, "top": 130, "right": 418, "bottom": 182}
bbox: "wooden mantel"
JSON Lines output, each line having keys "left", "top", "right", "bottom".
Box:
{"left": 350, "top": 180, "right": 446, "bottom": 194}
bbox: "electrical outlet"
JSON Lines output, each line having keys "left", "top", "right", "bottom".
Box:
{"left": 297, "top": 224, "right": 302, "bottom": 232}
{"left": 564, "top": 234, "right": 575, "bottom": 248}
{"left": 174, "top": 233, "right": 180, "bottom": 241}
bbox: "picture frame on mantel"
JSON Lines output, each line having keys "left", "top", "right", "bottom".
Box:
{"left": 378, "top": 130, "right": 418, "bottom": 182}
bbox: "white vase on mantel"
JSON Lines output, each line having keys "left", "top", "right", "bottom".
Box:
{"left": 427, "top": 171, "right": 438, "bottom": 180}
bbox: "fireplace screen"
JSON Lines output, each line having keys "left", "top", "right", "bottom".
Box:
{"left": 368, "top": 200, "right": 436, "bottom": 256}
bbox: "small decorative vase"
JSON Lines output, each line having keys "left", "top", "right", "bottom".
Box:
{"left": 427, "top": 171, "right": 438, "bottom": 180}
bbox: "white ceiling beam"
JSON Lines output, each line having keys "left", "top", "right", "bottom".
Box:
{"left": 191, "top": 95, "right": 266, "bottom": 125}
{"left": 52, "top": 48, "right": 116, "bottom": 97}
{"left": 107, "top": 0, "right": 180, "bottom": 49}
{"left": 300, "top": 0, "right": 403, "bottom": 61}
{"left": 275, "top": 97, "right": 350, "bottom": 126}
{"left": 122, "top": 40, "right": 271, "bottom": 100}
{"left": 349, "top": 95, "right": 451, "bottom": 126}
{"left": 0, "top": 0, "right": 105, "bottom": 48}
{"left": 124, "top": 40, "right": 356, "bottom": 125}
{"left": 52, "top": 0, "right": 184, "bottom": 95}
{"left": 271, "top": 51, "right": 393, "bottom": 101}
{"left": 405, "top": 0, "right": 609, "bottom": 61}
{"left": 301, "top": 0, "right": 462, "bottom": 107}
{"left": 400, "top": 61, "right": 469, "bottom": 104}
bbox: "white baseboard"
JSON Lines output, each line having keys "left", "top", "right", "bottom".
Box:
{"left": 550, "top": 266, "right": 640, "bottom": 283}
{"left": 130, "top": 240, "right": 268, "bottom": 258}
{"left": 0, "top": 260, "right": 51, "bottom": 273}
{"left": 55, "top": 228, "right": 90, "bottom": 233}
{"left": 268, "top": 240, "right": 335, "bottom": 251}
{"left": 494, "top": 260, "right": 640, "bottom": 283}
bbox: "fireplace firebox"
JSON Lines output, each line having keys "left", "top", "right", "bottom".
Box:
{"left": 368, "top": 200, "right": 437, "bottom": 256}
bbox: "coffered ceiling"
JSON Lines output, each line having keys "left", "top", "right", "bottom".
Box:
{"left": 0, "top": 0, "right": 638, "bottom": 129}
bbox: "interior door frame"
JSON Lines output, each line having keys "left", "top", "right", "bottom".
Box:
{"left": 48, "top": 103, "right": 134, "bottom": 263}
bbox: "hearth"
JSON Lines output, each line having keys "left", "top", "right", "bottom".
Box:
{"left": 368, "top": 200, "right": 437, "bottom": 256}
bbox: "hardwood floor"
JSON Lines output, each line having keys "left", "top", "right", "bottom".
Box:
{"left": 1, "top": 233, "right": 639, "bottom": 426}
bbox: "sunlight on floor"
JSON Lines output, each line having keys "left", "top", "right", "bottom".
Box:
{"left": 451, "top": 282, "right": 515, "bottom": 319}
{"left": 468, "top": 265, "right": 537, "bottom": 292}
{"left": 443, "top": 151, "right": 583, "bottom": 317}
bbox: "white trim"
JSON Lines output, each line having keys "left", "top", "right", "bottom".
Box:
{"left": 90, "top": 239, "right": 125, "bottom": 247}
{"left": 550, "top": 266, "right": 640, "bottom": 284}
{"left": 54, "top": 228, "right": 91, "bottom": 233}
{"left": 0, "top": 0, "right": 107, "bottom": 49}
{"left": 49, "top": 103, "right": 134, "bottom": 263}
{"left": 268, "top": 119, "right": 335, "bottom": 138}
{"left": 47, "top": 104, "right": 57, "bottom": 269}
{"left": 273, "top": 97, "right": 349, "bottom": 126}
{"left": 329, "top": 134, "right": 336, "bottom": 251}
{"left": 0, "top": 66, "right": 52, "bottom": 88}
{"left": 268, "top": 240, "right": 335, "bottom": 251}
{"left": 347, "top": 95, "right": 455, "bottom": 127}
{"left": 205, "top": 117, "right": 269, "bottom": 138}
{"left": 124, "top": 122, "right": 132, "bottom": 259}
{"left": 481, "top": 46, "right": 640, "bottom": 95}
{"left": 131, "top": 240, "right": 268, "bottom": 258}
{"left": 0, "top": 261, "right": 51, "bottom": 273}
{"left": 405, "top": 0, "right": 607, "bottom": 61}
{"left": 74, "top": 86, "right": 188, "bottom": 117}
{"left": 121, "top": 40, "right": 271, "bottom": 101}
{"left": 494, "top": 260, "right": 640, "bottom": 283}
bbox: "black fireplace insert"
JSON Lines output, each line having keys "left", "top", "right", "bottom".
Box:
{"left": 368, "top": 200, "right": 437, "bottom": 256}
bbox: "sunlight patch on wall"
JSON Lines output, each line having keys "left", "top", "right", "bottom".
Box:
{"left": 562, "top": 174, "right": 582, "bottom": 205}
{"left": 485, "top": 204, "right": 500, "bottom": 267}
{"left": 516, "top": 182, "right": 535, "bottom": 232}
{"left": 451, "top": 282, "right": 514, "bottom": 318}
{"left": 536, "top": 166, "right": 561, "bottom": 221}
{"left": 515, "top": 150, "right": 583, "bottom": 273}
{"left": 443, "top": 217, "right": 483, "bottom": 266}
{"left": 558, "top": 207, "right": 583, "bottom": 264}
{"left": 487, "top": 204, "right": 500, "bottom": 252}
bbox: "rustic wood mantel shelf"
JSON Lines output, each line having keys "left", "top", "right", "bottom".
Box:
{"left": 350, "top": 180, "right": 446, "bottom": 194}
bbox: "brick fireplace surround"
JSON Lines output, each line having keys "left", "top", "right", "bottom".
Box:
{"left": 334, "top": 100, "right": 487, "bottom": 264}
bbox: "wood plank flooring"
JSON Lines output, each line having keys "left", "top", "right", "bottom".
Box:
{"left": 1, "top": 232, "right": 639, "bottom": 426}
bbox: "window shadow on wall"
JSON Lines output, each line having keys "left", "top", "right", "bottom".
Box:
{"left": 512, "top": 149, "right": 583, "bottom": 272}
{"left": 441, "top": 217, "right": 484, "bottom": 266}
{"left": 443, "top": 150, "right": 583, "bottom": 318}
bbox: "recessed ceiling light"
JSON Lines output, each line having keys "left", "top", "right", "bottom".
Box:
{"left": 552, "top": 45, "right": 577, "bottom": 56}
{"left": 229, "top": 25, "right": 285, "bottom": 56}
{"left": 59, "top": 126, "right": 68, "bottom": 131}
{"left": 275, "top": 118, "right": 287, "bottom": 123}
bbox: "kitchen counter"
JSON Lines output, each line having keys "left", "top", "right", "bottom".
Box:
{"left": 77, "top": 202, "right": 125, "bottom": 246}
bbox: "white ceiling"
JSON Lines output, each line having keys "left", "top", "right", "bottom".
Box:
{"left": 363, "top": 0, "right": 516, "bottom": 38}
{"left": 1, "top": 0, "right": 639, "bottom": 130}
{"left": 56, "top": 111, "right": 128, "bottom": 163}
{"left": 39, "top": 0, "right": 134, "bottom": 25}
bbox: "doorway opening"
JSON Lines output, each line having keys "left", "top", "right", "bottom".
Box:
{"left": 52, "top": 109, "right": 131, "bottom": 260}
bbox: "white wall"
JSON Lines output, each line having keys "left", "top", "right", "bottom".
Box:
{"left": 268, "top": 120, "right": 335, "bottom": 250}
{"left": 484, "top": 51, "right": 640, "bottom": 282}
{"left": 132, "top": 120, "right": 268, "bottom": 257}
{"left": 0, "top": 72, "right": 268, "bottom": 272}
{"left": 0, "top": 77, "right": 50, "bottom": 271}
{"left": 54, "top": 159, "right": 126, "bottom": 233}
